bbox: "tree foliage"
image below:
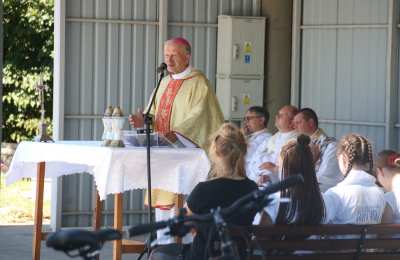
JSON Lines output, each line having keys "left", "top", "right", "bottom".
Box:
{"left": 3, "top": 0, "right": 54, "bottom": 142}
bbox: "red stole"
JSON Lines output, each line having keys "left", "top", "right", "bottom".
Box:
{"left": 154, "top": 79, "right": 185, "bottom": 133}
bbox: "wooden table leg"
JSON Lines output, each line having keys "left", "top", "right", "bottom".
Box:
{"left": 113, "top": 193, "right": 123, "bottom": 260}
{"left": 93, "top": 192, "right": 102, "bottom": 230}
{"left": 93, "top": 191, "right": 102, "bottom": 260}
{"left": 33, "top": 162, "right": 45, "bottom": 260}
{"left": 174, "top": 194, "right": 184, "bottom": 244}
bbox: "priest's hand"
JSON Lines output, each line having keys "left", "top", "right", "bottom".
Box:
{"left": 241, "top": 125, "right": 250, "bottom": 136}
{"left": 163, "top": 131, "right": 177, "bottom": 143}
{"left": 257, "top": 174, "right": 270, "bottom": 186}
{"left": 128, "top": 109, "right": 144, "bottom": 128}
{"left": 259, "top": 162, "right": 278, "bottom": 173}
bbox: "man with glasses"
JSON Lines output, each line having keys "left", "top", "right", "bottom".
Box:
{"left": 242, "top": 106, "right": 272, "bottom": 180}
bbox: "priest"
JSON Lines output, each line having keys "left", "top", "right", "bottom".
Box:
{"left": 129, "top": 37, "right": 224, "bottom": 243}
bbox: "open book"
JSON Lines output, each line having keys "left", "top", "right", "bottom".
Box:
{"left": 122, "top": 130, "right": 198, "bottom": 148}
{"left": 174, "top": 131, "right": 198, "bottom": 148}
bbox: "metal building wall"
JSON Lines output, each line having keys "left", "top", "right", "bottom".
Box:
{"left": 59, "top": 0, "right": 261, "bottom": 227}
{"left": 62, "top": 0, "right": 159, "bottom": 227}
{"left": 397, "top": 3, "right": 400, "bottom": 151}
{"left": 292, "top": 0, "right": 398, "bottom": 154}
{"left": 167, "top": 0, "right": 260, "bottom": 87}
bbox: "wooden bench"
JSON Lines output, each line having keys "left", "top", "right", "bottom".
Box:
{"left": 229, "top": 224, "right": 400, "bottom": 260}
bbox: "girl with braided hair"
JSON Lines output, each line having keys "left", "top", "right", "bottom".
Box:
{"left": 376, "top": 150, "right": 400, "bottom": 223}
{"left": 323, "top": 134, "right": 390, "bottom": 224}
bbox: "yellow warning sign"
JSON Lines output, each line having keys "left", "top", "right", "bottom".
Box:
{"left": 244, "top": 42, "right": 252, "bottom": 53}
{"left": 243, "top": 94, "right": 251, "bottom": 106}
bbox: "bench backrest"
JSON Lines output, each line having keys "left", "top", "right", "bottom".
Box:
{"left": 229, "top": 224, "right": 400, "bottom": 260}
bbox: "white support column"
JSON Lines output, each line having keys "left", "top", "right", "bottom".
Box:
{"left": 158, "top": 0, "right": 168, "bottom": 65}
{"left": 52, "top": 0, "right": 66, "bottom": 230}
{"left": 290, "top": 0, "right": 302, "bottom": 107}
{"left": 252, "top": 0, "right": 261, "bottom": 16}
{"left": 385, "top": 0, "right": 399, "bottom": 149}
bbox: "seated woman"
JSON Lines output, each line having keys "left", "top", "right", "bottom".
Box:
{"left": 260, "top": 134, "right": 325, "bottom": 225}
{"left": 150, "top": 123, "right": 258, "bottom": 260}
{"left": 376, "top": 150, "right": 400, "bottom": 223}
{"left": 323, "top": 134, "right": 391, "bottom": 224}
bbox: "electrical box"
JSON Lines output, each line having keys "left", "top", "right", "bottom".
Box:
{"left": 216, "top": 15, "right": 266, "bottom": 121}
{"left": 217, "top": 77, "right": 264, "bottom": 119}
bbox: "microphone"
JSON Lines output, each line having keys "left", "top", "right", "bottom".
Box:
{"left": 157, "top": 62, "right": 167, "bottom": 73}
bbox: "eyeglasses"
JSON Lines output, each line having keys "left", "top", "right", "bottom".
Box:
{"left": 244, "top": 116, "right": 261, "bottom": 121}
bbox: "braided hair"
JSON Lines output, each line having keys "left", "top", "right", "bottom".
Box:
{"left": 337, "top": 134, "right": 374, "bottom": 176}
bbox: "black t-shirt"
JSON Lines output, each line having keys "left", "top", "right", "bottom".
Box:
{"left": 186, "top": 177, "right": 258, "bottom": 260}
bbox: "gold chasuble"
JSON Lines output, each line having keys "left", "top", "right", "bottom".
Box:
{"left": 145, "top": 69, "right": 224, "bottom": 209}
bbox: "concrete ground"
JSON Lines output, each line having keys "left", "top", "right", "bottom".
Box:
{"left": 0, "top": 225, "right": 144, "bottom": 260}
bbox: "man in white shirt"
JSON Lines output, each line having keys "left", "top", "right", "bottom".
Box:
{"left": 249, "top": 105, "right": 298, "bottom": 184}
{"left": 242, "top": 106, "right": 272, "bottom": 180}
{"left": 293, "top": 107, "right": 343, "bottom": 192}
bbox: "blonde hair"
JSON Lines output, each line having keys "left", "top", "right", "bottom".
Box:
{"left": 208, "top": 123, "right": 247, "bottom": 179}
{"left": 337, "top": 133, "right": 374, "bottom": 176}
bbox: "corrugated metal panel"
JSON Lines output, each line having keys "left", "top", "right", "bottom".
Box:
{"left": 397, "top": 28, "right": 400, "bottom": 150}
{"left": 320, "top": 123, "right": 385, "bottom": 154}
{"left": 62, "top": 0, "right": 158, "bottom": 227}
{"left": 299, "top": 0, "right": 390, "bottom": 157}
{"left": 167, "top": 0, "right": 258, "bottom": 89}
{"left": 336, "top": 29, "right": 387, "bottom": 123}
{"left": 303, "top": 0, "right": 389, "bottom": 25}
{"left": 303, "top": 0, "right": 338, "bottom": 25}
{"left": 61, "top": 0, "right": 261, "bottom": 227}
{"left": 301, "top": 30, "right": 337, "bottom": 120}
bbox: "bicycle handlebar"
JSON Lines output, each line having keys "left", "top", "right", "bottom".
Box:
{"left": 46, "top": 228, "right": 122, "bottom": 258}
{"left": 46, "top": 174, "right": 303, "bottom": 259}
{"left": 129, "top": 174, "right": 304, "bottom": 236}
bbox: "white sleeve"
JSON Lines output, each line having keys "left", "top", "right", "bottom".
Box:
{"left": 263, "top": 192, "right": 281, "bottom": 224}
{"left": 384, "top": 192, "right": 398, "bottom": 212}
{"left": 322, "top": 189, "right": 340, "bottom": 224}
{"left": 317, "top": 143, "right": 343, "bottom": 190}
{"left": 247, "top": 139, "right": 269, "bottom": 181}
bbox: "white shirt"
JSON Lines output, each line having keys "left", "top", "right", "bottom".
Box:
{"left": 245, "top": 129, "right": 272, "bottom": 182}
{"left": 171, "top": 66, "right": 192, "bottom": 79}
{"left": 144, "top": 66, "right": 193, "bottom": 113}
{"left": 247, "top": 129, "right": 271, "bottom": 158}
{"left": 384, "top": 177, "right": 400, "bottom": 223}
{"left": 252, "top": 191, "right": 281, "bottom": 225}
{"left": 247, "top": 130, "right": 297, "bottom": 183}
{"left": 323, "top": 169, "right": 386, "bottom": 224}
{"left": 311, "top": 129, "right": 343, "bottom": 192}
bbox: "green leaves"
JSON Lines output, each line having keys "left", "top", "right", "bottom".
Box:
{"left": 3, "top": 0, "right": 54, "bottom": 142}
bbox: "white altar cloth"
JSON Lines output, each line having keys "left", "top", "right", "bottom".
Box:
{"left": 6, "top": 141, "right": 210, "bottom": 200}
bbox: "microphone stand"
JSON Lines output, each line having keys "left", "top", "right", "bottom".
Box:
{"left": 137, "top": 64, "right": 166, "bottom": 259}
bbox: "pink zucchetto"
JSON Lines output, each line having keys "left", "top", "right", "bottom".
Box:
{"left": 166, "top": 37, "right": 191, "bottom": 54}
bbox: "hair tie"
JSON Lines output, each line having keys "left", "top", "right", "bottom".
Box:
{"left": 297, "top": 134, "right": 310, "bottom": 147}
{"left": 387, "top": 154, "right": 399, "bottom": 167}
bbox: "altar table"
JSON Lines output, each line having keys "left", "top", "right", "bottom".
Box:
{"left": 6, "top": 141, "right": 210, "bottom": 260}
